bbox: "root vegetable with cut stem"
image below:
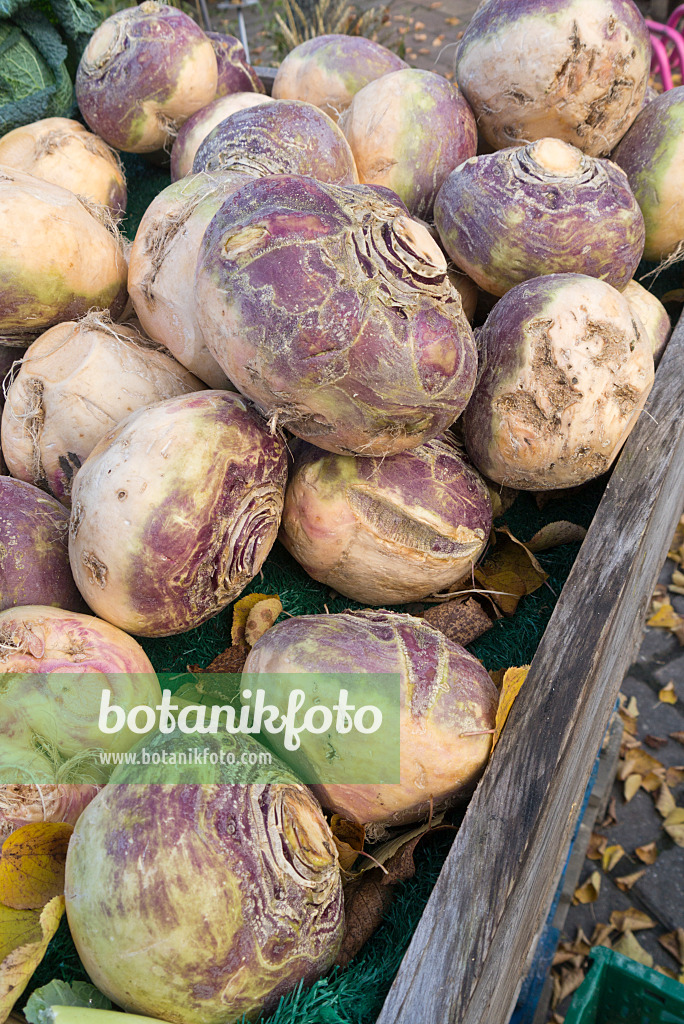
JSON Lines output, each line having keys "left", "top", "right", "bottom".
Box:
{"left": 128, "top": 172, "right": 252, "bottom": 387}
{"left": 0, "top": 118, "right": 127, "bottom": 219}
{"left": 272, "top": 34, "right": 407, "bottom": 123}
{"left": 454, "top": 0, "right": 650, "bottom": 157}
{"left": 0, "top": 784, "right": 102, "bottom": 838}
{"left": 192, "top": 99, "right": 358, "bottom": 185}
{"left": 279, "top": 436, "right": 492, "bottom": 605}
{"left": 1, "top": 314, "right": 203, "bottom": 505}
{"left": 75, "top": 2, "right": 218, "bottom": 153}
{"left": 463, "top": 273, "right": 654, "bottom": 490}
{"left": 170, "top": 93, "right": 273, "bottom": 181}
{"left": 68, "top": 391, "right": 288, "bottom": 637}
{"left": 434, "top": 138, "right": 645, "bottom": 297}
{"left": 195, "top": 174, "right": 477, "bottom": 457}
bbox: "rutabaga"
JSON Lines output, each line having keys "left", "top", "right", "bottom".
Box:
{"left": 612, "top": 87, "right": 684, "bottom": 260}
{"left": 75, "top": 2, "right": 217, "bottom": 153}
{"left": 243, "top": 610, "right": 499, "bottom": 825}
{"left": 434, "top": 138, "right": 645, "bottom": 296}
{"left": 68, "top": 391, "right": 288, "bottom": 637}
{"left": 272, "top": 34, "right": 407, "bottom": 122}
{"left": 195, "top": 175, "right": 477, "bottom": 456}
{"left": 279, "top": 436, "right": 492, "bottom": 605}
{"left": 65, "top": 783, "right": 344, "bottom": 1024}
{"left": 0, "top": 479, "right": 83, "bottom": 611}
{"left": 170, "top": 93, "right": 273, "bottom": 181}
{"left": 622, "top": 279, "right": 671, "bottom": 364}
{"left": 0, "top": 604, "right": 160, "bottom": 783}
{"left": 207, "top": 32, "right": 265, "bottom": 98}
{"left": 1, "top": 315, "right": 202, "bottom": 505}
{"left": 0, "top": 168, "right": 128, "bottom": 338}
{"left": 463, "top": 274, "right": 654, "bottom": 490}
{"left": 454, "top": 0, "right": 650, "bottom": 156}
{"left": 340, "top": 68, "right": 477, "bottom": 220}
{"left": 128, "top": 172, "right": 251, "bottom": 387}
{"left": 0, "top": 118, "right": 126, "bottom": 219}
{"left": 192, "top": 100, "right": 358, "bottom": 184}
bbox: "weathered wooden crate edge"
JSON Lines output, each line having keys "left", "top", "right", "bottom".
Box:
{"left": 374, "top": 312, "right": 684, "bottom": 1024}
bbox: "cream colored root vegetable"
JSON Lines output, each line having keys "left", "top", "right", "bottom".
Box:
{"left": 1, "top": 314, "right": 203, "bottom": 505}
{"left": 0, "top": 118, "right": 127, "bottom": 218}
{"left": 0, "top": 167, "right": 128, "bottom": 337}
{"left": 128, "top": 171, "right": 250, "bottom": 387}
{"left": 622, "top": 279, "right": 671, "bottom": 364}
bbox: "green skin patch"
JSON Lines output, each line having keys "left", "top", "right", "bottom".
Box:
{"left": 0, "top": 261, "right": 123, "bottom": 332}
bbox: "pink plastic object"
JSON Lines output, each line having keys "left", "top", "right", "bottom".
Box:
{"left": 647, "top": 18, "right": 684, "bottom": 91}
{"left": 667, "top": 5, "right": 684, "bottom": 33}
{"left": 649, "top": 32, "right": 675, "bottom": 91}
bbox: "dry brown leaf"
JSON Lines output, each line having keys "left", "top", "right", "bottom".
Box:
{"left": 610, "top": 908, "right": 656, "bottom": 932}
{"left": 586, "top": 832, "right": 608, "bottom": 861}
{"left": 659, "top": 682, "right": 678, "bottom": 705}
{"left": 624, "top": 774, "right": 642, "bottom": 802}
{"left": 492, "top": 666, "right": 529, "bottom": 749}
{"left": 659, "top": 929, "right": 684, "bottom": 965}
{"left": 0, "top": 895, "right": 64, "bottom": 1021}
{"left": 641, "top": 772, "right": 663, "bottom": 793}
{"left": 602, "top": 845, "right": 625, "bottom": 873}
{"left": 444, "top": 14, "right": 460, "bottom": 23}
{"left": 231, "top": 593, "right": 281, "bottom": 646}
{"left": 551, "top": 965, "right": 586, "bottom": 1009}
{"left": 330, "top": 816, "right": 365, "bottom": 874}
{"left": 573, "top": 871, "right": 601, "bottom": 904}
{"left": 203, "top": 642, "right": 249, "bottom": 674}
{"left": 619, "top": 710, "right": 638, "bottom": 736}
{"left": 666, "top": 766, "right": 684, "bottom": 788}
{"left": 616, "top": 869, "right": 646, "bottom": 891}
{"left": 613, "top": 930, "right": 654, "bottom": 967}
{"left": 590, "top": 922, "right": 615, "bottom": 947}
{"left": 352, "top": 814, "right": 447, "bottom": 877}
{"left": 617, "top": 748, "right": 665, "bottom": 781}
{"left": 526, "top": 521, "right": 587, "bottom": 552}
{"left": 671, "top": 731, "right": 684, "bottom": 746}
{"left": 601, "top": 797, "right": 618, "bottom": 828}
{"left": 422, "top": 597, "right": 492, "bottom": 647}
{"left": 655, "top": 785, "right": 677, "bottom": 819}
{"left": 624, "top": 695, "right": 639, "bottom": 718}
{"left": 474, "top": 527, "right": 547, "bottom": 615}
{"left": 635, "top": 842, "right": 659, "bottom": 865}
{"left": 333, "top": 872, "right": 394, "bottom": 968}
{"left": 664, "top": 807, "right": 684, "bottom": 846}
{"left": 0, "top": 823, "right": 73, "bottom": 911}
{"left": 644, "top": 735, "right": 668, "bottom": 750}
{"left": 647, "top": 603, "right": 684, "bottom": 630}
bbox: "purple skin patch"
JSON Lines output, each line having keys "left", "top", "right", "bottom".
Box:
{"left": 196, "top": 174, "right": 477, "bottom": 456}
{"left": 207, "top": 32, "right": 265, "bottom": 96}
{"left": 0, "top": 478, "right": 84, "bottom": 612}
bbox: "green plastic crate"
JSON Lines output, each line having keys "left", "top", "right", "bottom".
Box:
{"left": 565, "top": 947, "right": 684, "bottom": 1024}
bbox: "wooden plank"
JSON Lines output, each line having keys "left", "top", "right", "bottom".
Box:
{"left": 376, "top": 313, "right": 684, "bottom": 1024}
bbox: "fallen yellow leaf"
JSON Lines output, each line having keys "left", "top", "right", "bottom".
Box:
{"left": 526, "top": 521, "right": 587, "bottom": 553}
{"left": 573, "top": 871, "right": 601, "bottom": 905}
{"left": 587, "top": 832, "right": 608, "bottom": 861}
{"left": 231, "top": 594, "right": 280, "bottom": 646}
{"left": 610, "top": 908, "right": 656, "bottom": 932}
{"left": 655, "top": 785, "right": 677, "bottom": 819}
{"left": 635, "top": 842, "right": 659, "bottom": 865}
{"left": 0, "top": 895, "right": 64, "bottom": 1022}
{"left": 664, "top": 807, "right": 684, "bottom": 847}
{"left": 602, "top": 845, "right": 625, "bottom": 873}
{"left": 647, "top": 603, "right": 683, "bottom": 630}
{"left": 625, "top": 696, "right": 639, "bottom": 718}
{"left": 613, "top": 930, "right": 653, "bottom": 967}
{"left": 244, "top": 597, "right": 282, "bottom": 647}
{"left": 616, "top": 869, "right": 646, "bottom": 892}
{"left": 659, "top": 682, "right": 678, "bottom": 705}
{"left": 474, "top": 528, "right": 547, "bottom": 616}
{"left": 492, "top": 666, "right": 529, "bottom": 749}
{"left": 624, "top": 774, "right": 642, "bottom": 802}
{"left": 0, "top": 823, "right": 72, "bottom": 911}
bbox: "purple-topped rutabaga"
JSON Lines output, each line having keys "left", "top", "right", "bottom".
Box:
{"left": 463, "top": 274, "right": 654, "bottom": 490}
{"left": 622, "top": 279, "right": 671, "bottom": 365}
{"left": 75, "top": 2, "right": 218, "bottom": 153}
{"left": 68, "top": 391, "right": 288, "bottom": 637}
{"left": 434, "top": 138, "right": 645, "bottom": 296}
{"left": 195, "top": 175, "right": 477, "bottom": 456}
{"left": 455, "top": 0, "right": 650, "bottom": 156}
{"left": 612, "top": 86, "right": 684, "bottom": 260}
{"left": 65, "top": 784, "right": 344, "bottom": 1024}
{"left": 1, "top": 315, "right": 202, "bottom": 505}
{"left": 170, "top": 92, "right": 273, "bottom": 181}
{"left": 0, "top": 479, "right": 83, "bottom": 612}
{"left": 340, "top": 68, "right": 477, "bottom": 219}
{"left": 243, "top": 610, "right": 499, "bottom": 825}
{"left": 279, "top": 436, "right": 492, "bottom": 604}
{"left": 128, "top": 171, "right": 251, "bottom": 386}
{"left": 207, "top": 31, "right": 265, "bottom": 97}
{"left": 272, "top": 34, "right": 407, "bottom": 122}
{"left": 192, "top": 99, "right": 358, "bottom": 183}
